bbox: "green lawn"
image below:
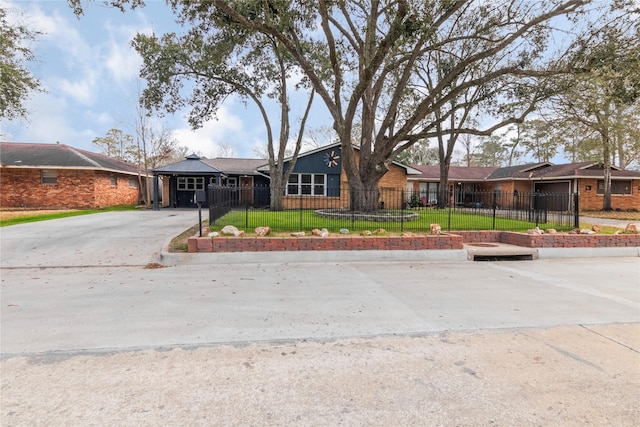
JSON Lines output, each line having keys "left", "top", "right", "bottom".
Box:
{"left": 212, "top": 208, "right": 571, "bottom": 234}
{"left": 0, "top": 205, "right": 139, "bottom": 227}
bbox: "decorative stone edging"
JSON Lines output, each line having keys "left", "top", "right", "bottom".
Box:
{"left": 187, "top": 230, "right": 640, "bottom": 253}
{"left": 314, "top": 209, "right": 419, "bottom": 222}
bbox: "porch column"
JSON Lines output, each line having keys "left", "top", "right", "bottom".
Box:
{"left": 153, "top": 174, "right": 160, "bottom": 211}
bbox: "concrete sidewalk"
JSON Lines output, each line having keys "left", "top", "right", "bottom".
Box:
{"left": 2, "top": 324, "right": 638, "bottom": 426}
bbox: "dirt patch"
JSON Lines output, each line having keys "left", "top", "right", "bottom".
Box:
{"left": 581, "top": 210, "right": 640, "bottom": 221}
{"left": 143, "top": 262, "right": 167, "bottom": 269}
{"left": 168, "top": 223, "right": 205, "bottom": 252}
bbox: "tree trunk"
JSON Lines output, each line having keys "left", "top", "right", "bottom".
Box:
{"left": 600, "top": 120, "right": 613, "bottom": 211}
{"left": 350, "top": 173, "right": 382, "bottom": 212}
{"left": 438, "top": 161, "right": 450, "bottom": 209}
{"left": 270, "top": 168, "right": 285, "bottom": 211}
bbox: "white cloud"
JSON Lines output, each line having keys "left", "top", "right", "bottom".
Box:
{"left": 2, "top": 91, "right": 92, "bottom": 146}
{"left": 171, "top": 107, "right": 250, "bottom": 157}
{"left": 104, "top": 22, "right": 144, "bottom": 84}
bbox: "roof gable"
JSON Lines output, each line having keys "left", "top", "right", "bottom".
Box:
{"left": 153, "top": 154, "right": 223, "bottom": 175}
{"left": 258, "top": 142, "right": 422, "bottom": 175}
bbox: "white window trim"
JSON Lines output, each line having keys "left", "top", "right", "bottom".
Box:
{"left": 286, "top": 173, "right": 326, "bottom": 196}
{"left": 177, "top": 177, "right": 205, "bottom": 191}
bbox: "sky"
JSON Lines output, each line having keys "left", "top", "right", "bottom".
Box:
{"left": 0, "top": 0, "right": 330, "bottom": 158}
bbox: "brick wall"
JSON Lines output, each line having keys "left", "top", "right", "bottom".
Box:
{"left": 93, "top": 171, "right": 139, "bottom": 207}
{"left": 282, "top": 196, "right": 342, "bottom": 210}
{"left": 455, "top": 231, "right": 640, "bottom": 248}
{"left": 578, "top": 178, "right": 640, "bottom": 211}
{"left": 188, "top": 230, "right": 640, "bottom": 253}
{"left": 189, "top": 233, "right": 464, "bottom": 252}
{"left": 0, "top": 168, "right": 139, "bottom": 209}
{"left": 337, "top": 161, "right": 409, "bottom": 210}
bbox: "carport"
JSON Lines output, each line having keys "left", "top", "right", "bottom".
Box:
{"left": 152, "top": 154, "right": 224, "bottom": 209}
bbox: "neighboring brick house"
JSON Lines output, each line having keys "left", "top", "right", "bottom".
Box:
{"left": 408, "top": 161, "right": 640, "bottom": 211}
{"left": 0, "top": 142, "right": 144, "bottom": 209}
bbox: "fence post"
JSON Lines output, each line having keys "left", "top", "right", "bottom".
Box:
{"left": 245, "top": 202, "right": 249, "bottom": 229}
{"left": 299, "top": 193, "right": 303, "bottom": 231}
{"left": 351, "top": 189, "right": 355, "bottom": 229}
{"left": 207, "top": 184, "right": 214, "bottom": 225}
{"left": 492, "top": 190, "right": 497, "bottom": 230}
{"left": 573, "top": 192, "right": 580, "bottom": 229}
{"left": 447, "top": 189, "right": 452, "bottom": 231}
{"left": 400, "top": 188, "right": 405, "bottom": 233}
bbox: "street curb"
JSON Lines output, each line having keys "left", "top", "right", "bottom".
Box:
{"left": 536, "top": 246, "right": 640, "bottom": 259}
{"left": 160, "top": 248, "right": 469, "bottom": 265}
{"left": 160, "top": 236, "right": 640, "bottom": 265}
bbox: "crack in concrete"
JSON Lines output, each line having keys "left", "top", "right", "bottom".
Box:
{"left": 580, "top": 324, "right": 640, "bottom": 353}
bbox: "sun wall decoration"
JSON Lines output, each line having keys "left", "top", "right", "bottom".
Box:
{"left": 323, "top": 150, "right": 340, "bottom": 168}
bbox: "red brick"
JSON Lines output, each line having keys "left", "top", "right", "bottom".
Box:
{"left": 1, "top": 168, "right": 139, "bottom": 209}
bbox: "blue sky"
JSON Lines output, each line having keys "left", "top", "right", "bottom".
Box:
{"left": 0, "top": 0, "right": 329, "bottom": 158}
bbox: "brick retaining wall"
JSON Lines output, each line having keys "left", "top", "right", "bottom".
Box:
{"left": 188, "top": 233, "right": 464, "bottom": 252}
{"left": 187, "top": 230, "right": 640, "bottom": 253}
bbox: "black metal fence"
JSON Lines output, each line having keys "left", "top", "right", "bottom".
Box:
{"left": 207, "top": 185, "right": 579, "bottom": 232}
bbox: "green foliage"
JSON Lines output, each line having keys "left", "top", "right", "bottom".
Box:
{"left": 213, "top": 209, "right": 566, "bottom": 233}
{"left": 92, "top": 128, "right": 136, "bottom": 163}
{"left": 407, "top": 193, "right": 424, "bottom": 208}
{"left": 0, "top": 6, "right": 43, "bottom": 120}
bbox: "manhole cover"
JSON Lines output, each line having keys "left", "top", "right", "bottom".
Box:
{"left": 468, "top": 243, "right": 499, "bottom": 247}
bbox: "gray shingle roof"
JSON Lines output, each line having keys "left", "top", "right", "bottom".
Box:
{"left": 0, "top": 142, "right": 139, "bottom": 175}
{"left": 153, "top": 154, "right": 223, "bottom": 175}
{"left": 409, "top": 165, "right": 497, "bottom": 181}
{"left": 410, "top": 161, "right": 640, "bottom": 181}
{"left": 485, "top": 163, "right": 550, "bottom": 180}
{"left": 202, "top": 158, "right": 268, "bottom": 175}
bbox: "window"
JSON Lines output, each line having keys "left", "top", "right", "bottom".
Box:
{"left": 177, "top": 177, "right": 205, "bottom": 191}
{"left": 597, "top": 180, "right": 632, "bottom": 195}
{"left": 129, "top": 178, "right": 138, "bottom": 188}
{"left": 110, "top": 174, "right": 117, "bottom": 186}
{"left": 287, "top": 174, "right": 326, "bottom": 196}
{"left": 222, "top": 177, "right": 237, "bottom": 187}
{"left": 41, "top": 170, "right": 57, "bottom": 185}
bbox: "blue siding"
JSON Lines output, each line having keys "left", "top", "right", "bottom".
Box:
{"left": 283, "top": 147, "right": 342, "bottom": 196}
{"left": 285, "top": 147, "right": 342, "bottom": 174}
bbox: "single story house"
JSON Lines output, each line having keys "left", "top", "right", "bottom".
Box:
{"left": 0, "top": 142, "right": 144, "bottom": 209}
{"left": 257, "top": 143, "right": 422, "bottom": 210}
{"left": 152, "top": 155, "right": 270, "bottom": 208}
{"left": 408, "top": 161, "right": 640, "bottom": 211}
{"left": 153, "top": 143, "right": 421, "bottom": 209}
{"left": 153, "top": 142, "right": 640, "bottom": 212}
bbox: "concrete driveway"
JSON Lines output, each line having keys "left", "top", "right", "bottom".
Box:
{"left": 0, "top": 209, "right": 200, "bottom": 268}
{"left": 1, "top": 210, "right": 639, "bottom": 425}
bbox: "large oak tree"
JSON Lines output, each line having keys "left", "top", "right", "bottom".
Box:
{"left": 71, "top": 0, "right": 634, "bottom": 210}
{"left": 546, "top": 14, "right": 639, "bottom": 210}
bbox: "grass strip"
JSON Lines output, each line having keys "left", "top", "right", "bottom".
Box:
{"left": 0, "top": 205, "right": 138, "bottom": 227}
{"left": 212, "top": 209, "right": 570, "bottom": 234}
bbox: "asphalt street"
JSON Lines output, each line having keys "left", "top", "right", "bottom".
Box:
{"left": 1, "top": 210, "right": 639, "bottom": 425}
